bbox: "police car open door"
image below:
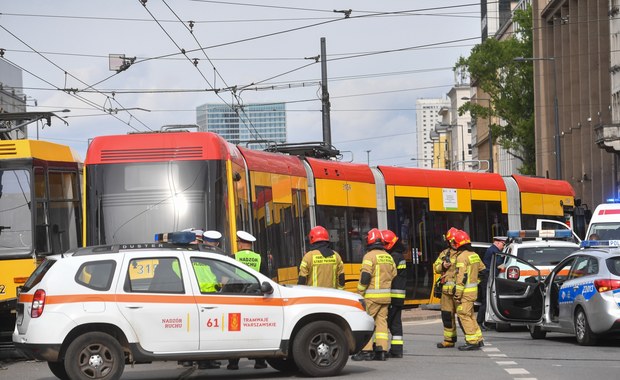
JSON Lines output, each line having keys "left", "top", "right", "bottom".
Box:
{"left": 487, "top": 252, "right": 545, "bottom": 324}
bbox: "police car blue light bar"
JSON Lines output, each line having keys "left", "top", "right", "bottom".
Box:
{"left": 605, "top": 198, "right": 620, "bottom": 203}
{"left": 154, "top": 231, "right": 196, "bottom": 244}
{"left": 506, "top": 229, "right": 573, "bottom": 239}
{"left": 580, "top": 240, "right": 620, "bottom": 248}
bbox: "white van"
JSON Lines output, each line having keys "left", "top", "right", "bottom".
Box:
{"left": 585, "top": 203, "right": 620, "bottom": 240}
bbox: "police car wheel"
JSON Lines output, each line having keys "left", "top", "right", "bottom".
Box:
{"left": 266, "top": 356, "right": 298, "bottom": 373}
{"left": 64, "top": 332, "right": 125, "bottom": 380}
{"left": 292, "top": 321, "right": 349, "bottom": 377}
{"left": 574, "top": 308, "right": 598, "bottom": 346}
{"left": 528, "top": 324, "right": 546, "bottom": 340}
{"left": 48, "top": 361, "right": 69, "bottom": 380}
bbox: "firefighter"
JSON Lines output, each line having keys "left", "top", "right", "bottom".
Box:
{"left": 452, "top": 229, "right": 486, "bottom": 351}
{"left": 433, "top": 227, "right": 459, "bottom": 348}
{"left": 351, "top": 228, "right": 397, "bottom": 361}
{"left": 298, "top": 226, "right": 345, "bottom": 289}
{"left": 382, "top": 229, "right": 406, "bottom": 358}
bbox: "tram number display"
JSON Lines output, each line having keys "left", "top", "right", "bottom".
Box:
{"left": 0, "top": 284, "right": 5, "bottom": 294}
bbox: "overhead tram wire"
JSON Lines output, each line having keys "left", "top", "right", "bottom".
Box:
{"left": 0, "top": 25, "right": 153, "bottom": 132}
{"left": 140, "top": 0, "right": 266, "bottom": 144}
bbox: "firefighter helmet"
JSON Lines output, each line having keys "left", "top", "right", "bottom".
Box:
{"left": 381, "top": 229, "right": 399, "bottom": 250}
{"left": 453, "top": 230, "right": 471, "bottom": 248}
{"left": 444, "top": 227, "right": 459, "bottom": 243}
{"left": 366, "top": 228, "right": 385, "bottom": 246}
{"left": 308, "top": 226, "right": 329, "bottom": 244}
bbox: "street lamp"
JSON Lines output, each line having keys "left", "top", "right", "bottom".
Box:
{"left": 462, "top": 96, "right": 493, "bottom": 172}
{"left": 366, "top": 150, "right": 371, "bottom": 165}
{"left": 514, "top": 56, "right": 561, "bottom": 180}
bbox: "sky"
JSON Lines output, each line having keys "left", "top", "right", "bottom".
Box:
{"left": 1, "top": 0, "right": 481, "bottom": 166}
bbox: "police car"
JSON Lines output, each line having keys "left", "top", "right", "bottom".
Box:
{"left": 487, "top": 239, "right": 620, "bottom": 345}
{"left": 13, "top": 236, "right": 374, "bottom": 379}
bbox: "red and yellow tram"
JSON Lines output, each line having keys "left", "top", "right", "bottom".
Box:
{"left": 84, "top": 131, "right": 575, "bottom": 306}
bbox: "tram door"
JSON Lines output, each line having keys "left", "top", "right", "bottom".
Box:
{"left": 393, "top": 198, "right": 442, "bottom": 304}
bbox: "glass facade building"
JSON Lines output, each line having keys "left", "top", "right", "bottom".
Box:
{"left": 196, "top": 103, "right": 287, "bottom": 149}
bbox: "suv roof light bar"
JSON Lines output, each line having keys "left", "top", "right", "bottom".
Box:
{"left": 580, "top": 240, "right": 620, "bottom": 248}
{"left": 507, "top": 229, "right": 573, "bottom": 239}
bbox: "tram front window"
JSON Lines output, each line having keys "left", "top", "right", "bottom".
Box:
{"left": 86, "top": 161, "right": 228, "bottom": 246}
{"left": 0, "top": 169, "right": 33, "bottom": 254}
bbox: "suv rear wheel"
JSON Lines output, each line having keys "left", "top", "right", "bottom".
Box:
{"left": 64, "top": 332, "right": 125, "bottom": 380}
{"left": 292, "top": 320, "right": 348, "bottom": 377}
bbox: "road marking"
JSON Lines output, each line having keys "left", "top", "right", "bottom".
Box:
{"left": 482, "top": 347, "right": 500, "bottom": 352}
{"left": 496, "top": 361, "right": 517, "bottom": 365}
{"left": 487, "top": 353, "right": 507, "bottom": 357}
{"left": 505, "top": 368, "right": 530, "bottom": 375}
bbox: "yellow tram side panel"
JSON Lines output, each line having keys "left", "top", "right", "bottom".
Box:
{"left": 0, "top": 258, "right": 38, "bottom": 305}
{"left": 521, "top": 192, "right": 573, "bottom": 216}
{"left": 0, "top": 140, "right": 80, "bottom": 162}
{"left": 315, "top": 179, "right": 376, "bottom": 208}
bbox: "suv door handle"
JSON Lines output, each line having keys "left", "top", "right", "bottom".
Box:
{"left": 125, "top": 306, "right": 143, "bottom": 309}
{"left": 200, "top": 306, "right": 217, "bottom": 311}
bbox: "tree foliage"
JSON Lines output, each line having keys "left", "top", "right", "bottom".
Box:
{"left": 455, "top": 6, "right": 534, "bottom": 174}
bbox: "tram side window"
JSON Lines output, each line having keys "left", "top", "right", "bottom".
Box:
{"left": 48, "top": 171, "right": 81, "bottom": 253}
{"left": 316, "top": 206, "right": 377, "bottom": 263}
{"left": 34, "top": 168, "right": 49, "bottom": 253}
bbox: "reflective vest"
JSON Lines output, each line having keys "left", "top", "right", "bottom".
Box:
{"left": 454, "top": 249, "right": 486, "bottom": 301}
{"left": 299, "top": 249, "right": 345, "bottom": 289}
{"left": 433, "top": 247, "right": 457, "bottom": 295}
{"left": 235, "top": 250, "right": 261, "bottom": 272}
{"left": 357, "top": 248, "right": 397, "bottom": 304}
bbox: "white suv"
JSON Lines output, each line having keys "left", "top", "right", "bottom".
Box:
{"left": 13, "top": 243, "right": 374, "bottom": 379}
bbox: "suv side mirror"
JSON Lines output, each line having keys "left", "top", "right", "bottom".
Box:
{"left": 261, "top": 281, "right": 274, "bottom": 295}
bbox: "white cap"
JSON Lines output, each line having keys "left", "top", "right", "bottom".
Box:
{"left": 203, "top": 230, "right": 222, "bottom": 242}
{"left": 236, "top": 230, "right": 256, "bottom": 243}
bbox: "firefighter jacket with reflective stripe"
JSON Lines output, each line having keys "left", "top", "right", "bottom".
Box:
{"left": 454, "top": 248, "right": 486, "bottom": 302}
{"left": 234, "top": 250, "right": 261, "bottom": 272}
{"left": 389, "top": 250, "right": 407, "bottom": 305}
{"left": 433, "top": 247, "right": 457, "bottom": 295}
{"left": 357, "top": 248, "right": 397, "bottom": 304}
{"left": 298, "top": 249, "right": 345, "bottom": 289}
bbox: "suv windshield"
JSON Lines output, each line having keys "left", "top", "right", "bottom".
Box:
{"left": 589, "top": 222, "right": 620, "bottom": 240}
{"left": 517, "top": 246, "right": 577, "bottom": 266}
{"left": 22, "top": 259, "right": 56, "bottom": 292}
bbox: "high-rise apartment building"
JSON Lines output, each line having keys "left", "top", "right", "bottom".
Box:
{"left": 196, "top": 103, "right": 286, "bottom": 149}
{"left": 415, "top": 98, "right": 449, "bottom": 168}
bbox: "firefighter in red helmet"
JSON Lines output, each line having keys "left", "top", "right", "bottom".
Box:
{"left": 382, "top": 229, "right": 406, "bottom": 358}
{"left": 452, "top": 229, "right": 485, "bottom": 350}
{"left": 298, "top": 226, "right": 345, "bottom": 289}
{"left": 433, "top": 227, "right": 460, "bottom": 348}
{"left": 352, "top": 228, "right": 396, "bottom": 361}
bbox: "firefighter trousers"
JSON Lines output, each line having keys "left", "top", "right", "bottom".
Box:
{"left": 362, "top": 299, "right": 390, "bottom": 352}
{"left": 456, "top": 299, "right": 483, "bottom": 344}
{"left": 387, "top": 303, "right": 403, "bottom": 354}
{"left": 440, "top": 292, "right": 457, "bottom": 343}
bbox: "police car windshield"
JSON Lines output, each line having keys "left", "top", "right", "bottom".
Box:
{"left": 589, "top": 222, "right": 620, "bottom": 240}
{"left": 517, "top": 246, "right": 578, "bottom": 266}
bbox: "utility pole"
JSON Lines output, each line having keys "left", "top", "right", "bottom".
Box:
{"left": 320, "top": 37, "right": 332, "bottom": 146}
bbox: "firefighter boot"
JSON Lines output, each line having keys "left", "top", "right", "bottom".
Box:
{"left": 436, "top": 341, "right": 455, "bottom": 348}
{"left": 458, "top": 342, "right": 481, "bottom": 351}
{"left": 373, "top": 351, "right": 387, "bottom": 361}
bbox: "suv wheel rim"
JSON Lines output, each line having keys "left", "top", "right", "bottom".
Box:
{"left": 308, "top": 332, "right": 339, "bottom": 367}
{"left": 78, "top": 343, "right": 114, "bottom": 378}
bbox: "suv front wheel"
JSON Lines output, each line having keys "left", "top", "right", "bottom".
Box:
{"left": 292, "top": 320, "right": 349, "bottom": 377}
{"left": 64, "top": 332, "right": 125, "bottom": 380}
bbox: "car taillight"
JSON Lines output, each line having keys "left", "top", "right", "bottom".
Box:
{"left": 594, "top": 279, "right": 620, "bottom": 293}
{"left": 31, "top": 289, "right": 46, "bottom": 318}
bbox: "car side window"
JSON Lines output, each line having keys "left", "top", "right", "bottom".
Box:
{"left": 193, "top": 257, "right": 261, "bottom": 295}
{"left": 75, "top": 260, "right": 116, "bottom": 291}
{"left": 568, "top": 256, "right": 589, "bottom": 280}
{"left": 125, "top": 257, "right": 184, "bottom": 294}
